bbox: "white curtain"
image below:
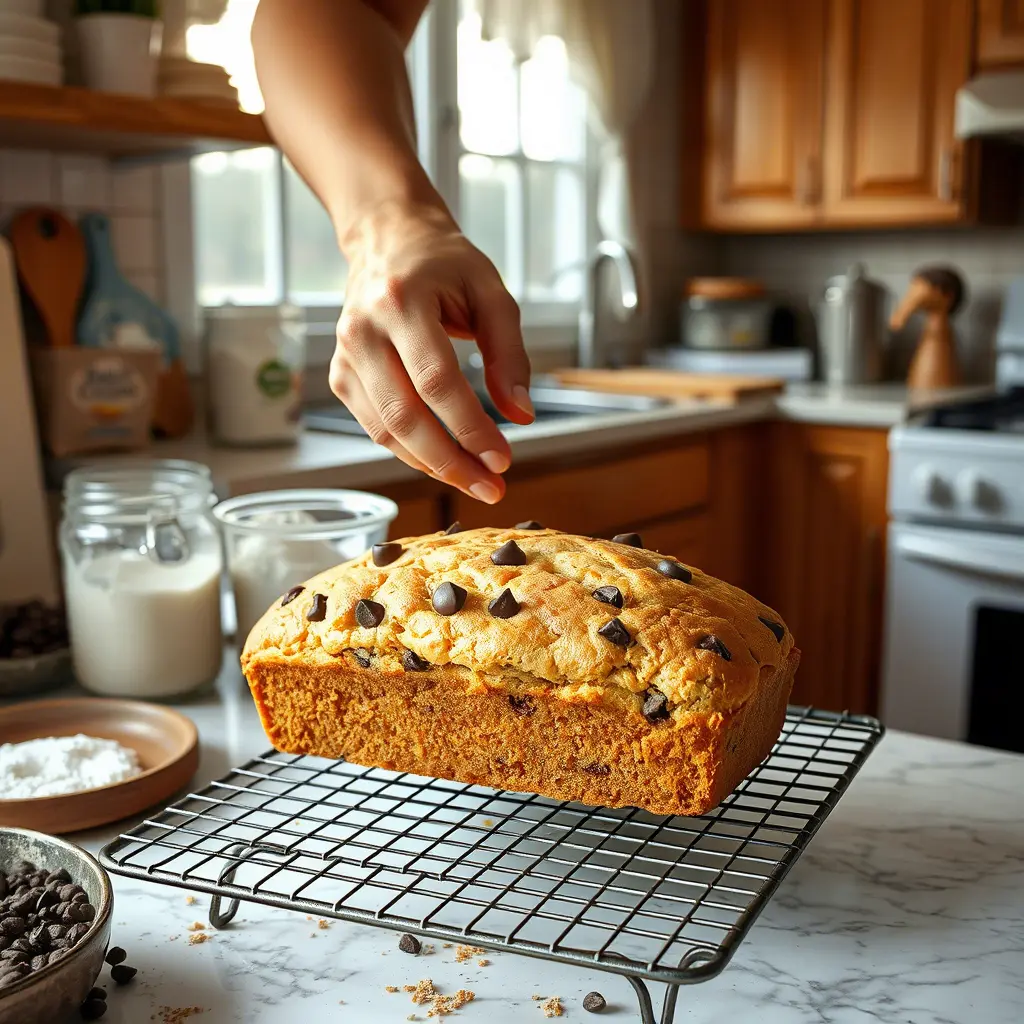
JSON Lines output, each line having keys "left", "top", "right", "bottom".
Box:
{"left": 473, "top": 0, "right": 655, "bottom": 246}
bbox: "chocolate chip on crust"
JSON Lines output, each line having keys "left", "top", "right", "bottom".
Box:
{"left": 592, "top": 585, "right": 623, "bottom": 609}
{"left": 487, "top": 588, "right": 520, "bottom": 619}
{"left": 431, "top": 581, "right": 468, "bottom": 616}
{"left": 401, "top": 649, "right": 430, "bottom": 672}
{"left": 597, "top": 617, "right": 632, "bottom": 648}
{"left": 514, "top": 520, "right": 544, "bottom": 530}
{"left": 642, "top": 690, "right": 669, "bottom": 723}
{"left": 758, "top": 616, "right": 785, "bottom": 641}
{"left": 656, "top": 559, "right": 692, "bottom": 583}
{"left": 490, "top": 539, "right": 526, "bottom": 566}
{"left": 697, "top": 634, "right": 732, "bottom": 661}
{"left": 371, "top": 542, "right": 403, "bottom": 567}
{"left": 306, "top": 594, "right": 328, "bottom": 622}
{"left": 612, "top": 532, "right": 642, "bottom": 547}
{"left": 355, "top": 599, "right": 385, "bottom": 628}
{"left": 281, "top": 586, "right": 304, "bottom": 606}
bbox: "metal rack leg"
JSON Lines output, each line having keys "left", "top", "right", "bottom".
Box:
{"left": 626, "top": 977, "right": 682, "bottom": 1024}
{"left": 207, "top": 843, "right": 264, "bottom": 929}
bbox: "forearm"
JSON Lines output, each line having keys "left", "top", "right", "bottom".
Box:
{"left": 251, "top": 0, "right": 448, "bottom": 249}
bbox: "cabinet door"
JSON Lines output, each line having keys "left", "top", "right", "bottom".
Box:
{"left": 759, "top": 424, "right": 889, "bottom": 715}
{"left": 640, "top": 514, "right": 710, "bottom": 568}
{"left": 977, "top": 0, "right": 1024, "bottom": 69}
{"left": 822, "top": 0, "right": 972, "bottom": 225}
{"left": 702, "top": 0, "right": 826, "bottom": 229}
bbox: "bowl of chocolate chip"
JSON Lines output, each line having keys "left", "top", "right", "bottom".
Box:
{"left": 0, "top": 828, "right": 113, "bottom": 1024}
{"left": 0, "top": 602, "right": 72, "bottom": 699}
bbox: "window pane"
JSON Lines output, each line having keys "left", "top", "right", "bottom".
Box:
{"left": 525, "top": 164, "right": 585, "bottom": 303}
{"left": 457, "top": 7, "right": 518, "bottom": 155}
{"left": 521, "top": 36, "right": 587, "bottom": 162}
{"left": 193, "top": 148, "right": 281, "bottom": 306}
{"left": 460, "top": 154, "right": 523, "bottom": 297}
{"left": 284, "top": 160, "right": 347, "bottom": 306}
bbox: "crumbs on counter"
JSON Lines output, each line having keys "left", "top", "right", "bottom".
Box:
{"left": 541, "top": 997, "right": 564, "bottom": 1017}
{"left": 317, "top": 919, "right": 330, "bottom": 930}
{"left": 454, "top": 944, "right": 485, "bottom": 963}
{"left": 185, "top": 896, "right": 197, "bottom": 906}
{"left": 532, "top": 995, "right": 544, "bottom": 1001}
{"left": 187, "top": 933, "right": 210, "bottom": 946}
{"left": 427, "top": 989, "right": 475, "bottom": 1017}
{"left": 409, "top": 979, "right": 437, "bottom": 1005}
{"left": 385, "top": 986, "right": 400, "bottom": 993}
{"left": 186, "top": 922, "right": 205, "bottom": 932}
{"left": 476, "top": 959, "right": 490, "bottom": 967}
{"left": 151, "top": 1008, "right": 206, "bottom": 1024}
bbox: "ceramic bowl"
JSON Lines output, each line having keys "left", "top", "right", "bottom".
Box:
{"left": 0, "top": 828, "right": 113, "bottom": 1024}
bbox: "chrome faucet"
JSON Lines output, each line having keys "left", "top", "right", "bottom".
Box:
{"left": 577, "top": 240, "right": 639, "bottom": 369}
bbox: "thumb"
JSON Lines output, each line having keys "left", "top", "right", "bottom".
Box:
{"left": 471, "top": 281, "right": 534, "bottom": 424}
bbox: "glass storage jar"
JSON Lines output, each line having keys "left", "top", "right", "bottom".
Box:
{"left": 60, "top": 460, "right": 223, "bottom": 698}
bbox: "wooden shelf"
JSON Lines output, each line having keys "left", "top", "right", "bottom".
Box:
{"left": 0, "top": 81, "right": 271, "bottom": 160}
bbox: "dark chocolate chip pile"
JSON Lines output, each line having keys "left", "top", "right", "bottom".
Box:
{"left": 0, "top": 861, "right": 97, "bottom": 991}
{"left": 0, "top": 601, "right": 68, "bottom": 659}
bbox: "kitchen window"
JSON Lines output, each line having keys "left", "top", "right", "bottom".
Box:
{"left": 189, "top": 0, "right": 595, "bottom": 344}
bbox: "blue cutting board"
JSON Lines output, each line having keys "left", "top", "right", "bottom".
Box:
{"left": 77, "top": 212, "right": 180, "bottom": 363}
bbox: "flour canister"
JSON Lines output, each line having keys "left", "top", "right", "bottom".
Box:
{"left": 205, "top": 305, "right": 306, "bottom": 446}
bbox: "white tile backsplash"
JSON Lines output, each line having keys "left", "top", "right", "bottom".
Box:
{"left": 111, "top": 212, "right": 158, "bottom": 275}
{"left": 124, "top": 269, "right": 163, "bottom": 305}
{"left": 56, "top": 154, "right": 110, "bottom": 211}
{"left": 1, "top": 150, "right": 55, "bottom": 205}
{"left": 110, "top": 165, "right": 156, "bottom": 215}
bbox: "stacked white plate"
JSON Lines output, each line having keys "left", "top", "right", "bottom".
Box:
{"left": 0, "top": 3, "right": 62, "bottom": 86}
{"left": 158, "top": 55, "right": 237, "bottom": 107}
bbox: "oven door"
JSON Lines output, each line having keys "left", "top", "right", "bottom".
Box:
{"left": 881, "top": 522, "right": 1024, "bottom": 750}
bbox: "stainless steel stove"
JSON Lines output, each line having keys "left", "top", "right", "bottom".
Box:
{"left": 882, "top": 387, "right": 1024, "bottom": 753}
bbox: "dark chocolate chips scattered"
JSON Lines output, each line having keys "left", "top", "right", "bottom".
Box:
{"left": 109, "top": 964, "right": 137, "bottom": 986}
{"left": 583, "top": 991, "right": 607, "bottom": 1013}
{"left": 514, "top": 520, "right": 544, "bottom": 530}
{"left": 104, "top": 947, "right": 126, "bottom": 966}
{"left": 758, "top": 615, "right": 785, "bottom": 641}
{"left": 443, "top": 522, "right": 463, "bottom": 535}
{"left": 656, "top": 559, "right": 692, "bottom": 583}
{"left": 432, "top": 581, "right": 468, "bottom": 616}
{"left": 306, "top": 593, "right": 328, "bottom": 622}
{"left": 487, "top": 588, "right": 520, "bottom": 619}
{"left": 80, "top": 996, "right": 107, "bottom": 1020}
{"left": 642, "top": 690, "right": 669, "bottom": 723}
{"left": 280, "top": 585, "right": 304, "bottom": 607}
{"left": 597, "top": 617, "right": 632, "bottom": 648}
{"left": 398, "top": 933, "right": 421, "bottom": 955}
{"left": 490, "top": 539, "right": 527, "bottom": 566}
{"left": 592, "top": 585, "right": 623, "bottom": 609}
{"left": 401, "top": 649, "right": 430, "bottom": 672}
{"left": 0, "top": 599, "right": 68, "bottom": 658}
{"left": 612, "top": 532, "right": 643, "bottom": 547}
{"left": 698, "top": 634, "right": 732, "bottom": 661}
{"left": 354, "top": 599, "right": 385, "bottom": 628}
{"left": 371, "top": 542, "right": 403, "bottom": 567}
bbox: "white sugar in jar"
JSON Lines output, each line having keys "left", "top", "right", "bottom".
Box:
{"left": 60, "top": 460, "right": 223, "bottom": 698}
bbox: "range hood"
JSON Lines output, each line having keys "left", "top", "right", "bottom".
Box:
{"left": 955, "top": 70, "right": 1024, "bottom": 142}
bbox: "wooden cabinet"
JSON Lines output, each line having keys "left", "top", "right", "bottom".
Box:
{"left": 703, "top": 0, "right": 826, "bottom": 228}
{"left": 758, "top": 424, "right": 889, "bottom": 715}
{"left": 976, "top": 0, "right": 1024, "bottom": 69}
{"left": 822, "top": 0, "right": 971, "bottom": 225}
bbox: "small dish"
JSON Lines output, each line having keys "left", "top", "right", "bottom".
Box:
{"left": 0, "top": 827, "right": 113, "bottom": 1024}
{"left": 0, "top": 648, "right": 73, "bottom": 699}
{"left": 0, "top": 698, "right": 199, "bottom": 833}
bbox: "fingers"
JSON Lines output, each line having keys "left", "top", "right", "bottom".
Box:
{"left": 470, "top": 278, "right": 534, "bottom": 425}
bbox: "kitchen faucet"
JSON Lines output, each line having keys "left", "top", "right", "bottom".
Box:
{"left": 577, "top": 240, "right": 639, "bottom": 369}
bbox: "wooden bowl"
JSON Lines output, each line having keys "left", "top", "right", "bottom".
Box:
{"left": 0, "top": 698, "right": 199, "bottom": 834}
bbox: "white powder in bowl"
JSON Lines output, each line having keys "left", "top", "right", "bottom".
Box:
{"left": 0, "top": 734, "right": 142, "bottom": 799}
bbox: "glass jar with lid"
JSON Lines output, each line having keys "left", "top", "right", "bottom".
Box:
{"left": 60, "top": 459, "right": 223, "bottom": 698}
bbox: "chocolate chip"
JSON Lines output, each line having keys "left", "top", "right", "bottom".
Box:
{"left": 431, "top": 581, "right": 468, "bottom": 616}
{"left": 0, "top": 918, "right": 25, "bottom": 937}
{"left": 353, "top": 648, "right": 372, "bottom": 668}
{"left": 398, "top": 933, "right": 421, "bottom": 955}
{"left": 597, "top": 617, "right": 632, "bottom": 647}
{"left": 280, "top": 585, "right": 304, "bottom": 606}
{"left": 443, "top": 522, "right": 464, "bottom": 535}
{"left": 583, "top": 991, "right": 607, "bottom": 1013}
{"left": 612, "top": 532, "right": 642, "bottom": 547}
{"left": 490, "top": 539, "right": 526, "bottom": 566}
{"left": 0, "top": 950, "right": 25, "bottom": 964}
{"left": 80, "top": 998, "right": 108, "bottom": 1020}
{"left": 515, "top": 520, "right": 544, "bottom": 529}
{"left": 35, "top": 889, "right": 59, "bottom": 913}
{"left": 47, "top": 948, "right": 66, "bottom": 965}
{"left": 110, "top": 964, "right": 137, "bottom": 985}
{"left": 0, "top": 969, "right": 25, "bottom": 988}
{"left": 758, "top": 616, "right": 785, "bottom": 641}
{"left": 30, "top": 953, "right": 48, "bottom": 972}
{"left": 592, "top": 585, "right": 623, "bottom": 609}
{"left": 642, "top": 690, "right": 669, "bottom": 723}
{"left": 371, "top": 542, "right": 403, "bottom": 566}
{"left": 508, "top": 694, "right": 536, "bottom": 717}
{"left": 44, "top": 870, "right": 70, "bottom": 885}
{"left": 355, "top": 599, "right": 385, "bottom": 628}
{"left": 87, "top": 987, "right": 107, "bottom": 1001}
{"left": 401, "top": 649, "right": 429, "bottom": 672}
{"left": 487, "top": 588, "right": 520, "bottom": 619}
{"left": 656, "top": 559, "right": 692, "bottom": 583}
{"left": 104, "top": 946, "right": 126, "bottom": 966}
{"left": 581, "top": 763, "right": 610, "bottom": 777}
{"left": 58, "top": 885, "right": 81, "bottom": 903}
{"left": 306, "top": 593, "right": 328, "bottom": 622}
{"left": 66, "top": 924, "right": 90, "bottom": 945}
{"left": 697, "top": 634, "right": 732, "bottom": 660}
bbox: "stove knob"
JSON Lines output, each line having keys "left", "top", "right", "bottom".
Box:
{"left": 956, "top": 470, "right": 1002, "bottom": 513}
{"left": 913, "top": 465, "right": 953, "bottom": 507}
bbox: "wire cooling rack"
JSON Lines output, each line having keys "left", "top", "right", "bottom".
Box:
{"left": 100, "top": 706, "right": 883, "bottom": 1024}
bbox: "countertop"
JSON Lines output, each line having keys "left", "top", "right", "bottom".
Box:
{"left": 25, "top": 659, "right": 1024, "bottom": 1024}
{"left": 48, "top": 383, "right": 987, "bottom": 497}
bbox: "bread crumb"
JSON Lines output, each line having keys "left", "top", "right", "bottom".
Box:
{"left": 442, "top": 943, "right": 452, "bottom": 949}
{"left": 482, "top": 819, "right": 494, "bottom": 826}
{"left": 317, "top": 919, "right": 330, "bottom": 930}
{"left": 385, "top": 986, "right": 399, "bottom": 993}
{"left": 186, "top": 922, "right": 205, "bottom": 932}
{"left": 454, "top": 944, "right": 485, "bottom": 963}
{"left": 477, "top": 959, "right": 490, "bottom": 967}
{"left": 410, "top": 979, "right": 437, "bottom": 1005}
{"left": 155, "top": 1007, "right": 205, "bottom": 1023}
{"left": 184, "top": 896, "right": 197, "bottom": 906}
{"left": 427, "top": 989, "right": 475, "bottom": 1017}
{"left": 403, "top": 985, "right": 417, "bottom": 993}
{"left": 532, "top": 995, "right": 545, "bottom": 1001}
{"left": 187, "top": 933, "right": 210, "bottom": 946}
{"left": 541, "top": 997, "right": 563, "bottom": 1017}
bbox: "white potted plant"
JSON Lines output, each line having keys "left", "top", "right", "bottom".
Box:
{"left": 76, "top": 0, "right": 162, "bottom": 97}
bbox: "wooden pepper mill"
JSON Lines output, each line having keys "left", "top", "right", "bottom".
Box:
{"left": 890, "top": 265, "right": 965, "bottom": 391}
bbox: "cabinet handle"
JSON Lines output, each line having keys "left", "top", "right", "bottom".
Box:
{"left": 938, "top": 147, "right": 953, "bottom": 202}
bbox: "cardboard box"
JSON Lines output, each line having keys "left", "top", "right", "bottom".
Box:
{"left": 29, "top": 348, "right": 161, "bottom": 458}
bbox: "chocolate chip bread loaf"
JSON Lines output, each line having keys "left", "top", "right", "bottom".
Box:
{"left": 241, "top": 526, "right": 800, "bottom": 816}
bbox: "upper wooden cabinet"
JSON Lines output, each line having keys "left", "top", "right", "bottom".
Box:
{"left": 700, "top": 0, "right": 1021, "bottom": 230}
{"left": 703, "top": 0, "right": 826, "bottom": 229}
{"left": 976, "top": 0, "right": 1024, "bottom": 69}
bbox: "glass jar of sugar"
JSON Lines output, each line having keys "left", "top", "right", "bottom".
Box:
{"left": 213, "top": 489, "right": 398, "bottom": 643}
{"left": 60, "top": 460, "right": 223, "bottom": 699}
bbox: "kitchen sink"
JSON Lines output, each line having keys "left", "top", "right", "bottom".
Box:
{"left": 303, "top": 384, "right": 669, "bottom": 435}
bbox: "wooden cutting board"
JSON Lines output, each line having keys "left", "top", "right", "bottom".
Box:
{"left": 549, "top": 367, "right": 786, "bottom": 402}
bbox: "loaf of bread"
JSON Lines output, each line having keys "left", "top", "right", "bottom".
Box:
{"left": 241, "top": 526, "right": 799, "bottom": 816}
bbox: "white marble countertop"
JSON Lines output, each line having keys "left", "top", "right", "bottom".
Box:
{"left": 21, "top": 659, "right": 1022, "bottom": 1024}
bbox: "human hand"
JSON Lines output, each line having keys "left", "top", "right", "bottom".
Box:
{"left": 330, "top": 199, "right": 534, "bottom": 503}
